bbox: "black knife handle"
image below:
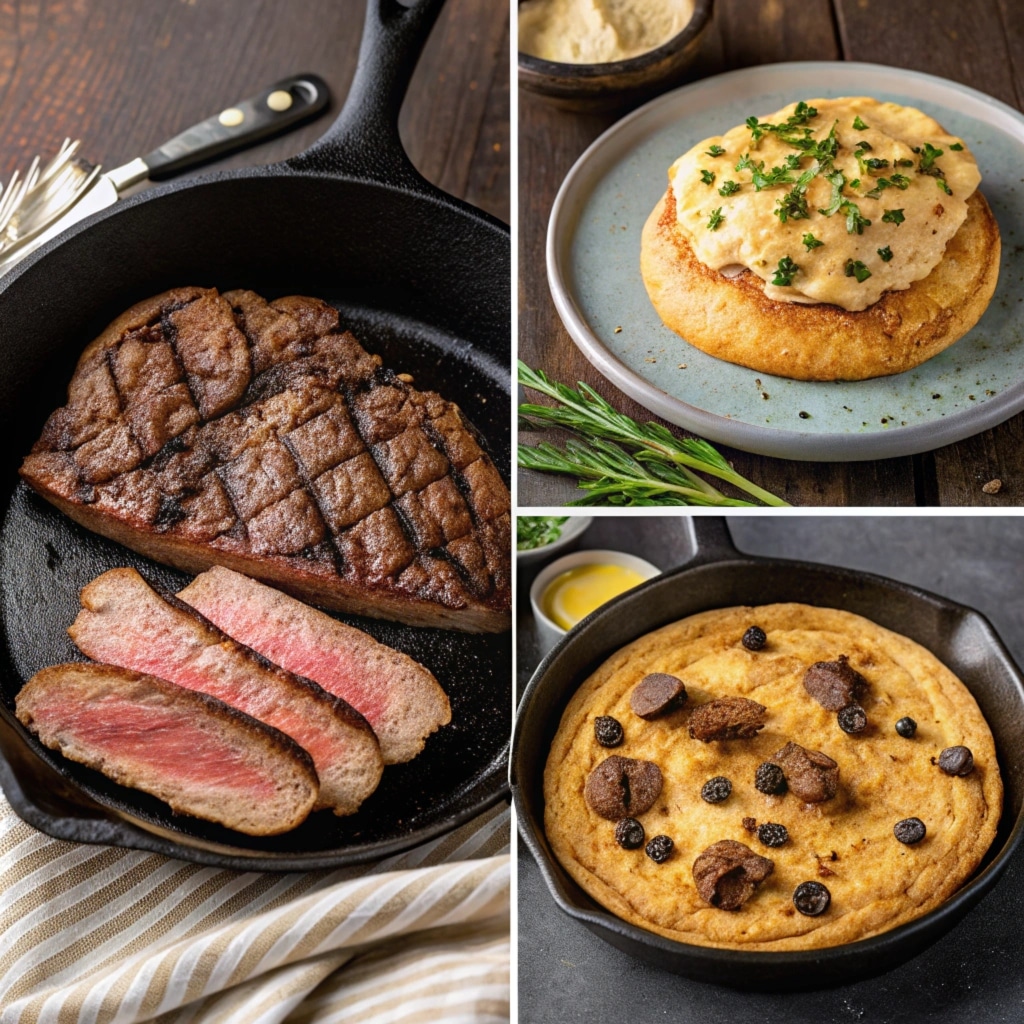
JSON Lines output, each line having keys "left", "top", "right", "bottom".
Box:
{"left": 142, "top": 73, "right": 330, "bottom": 180}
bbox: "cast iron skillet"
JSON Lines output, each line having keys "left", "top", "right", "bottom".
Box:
{"left": 0, "top": 0, "right": 510, "bottom": 871}
{"left": 513, "top": 518, "right": 1024, "bottom": 989}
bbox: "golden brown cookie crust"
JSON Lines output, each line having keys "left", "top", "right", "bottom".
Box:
{"left": 544, "top": 604, "right": 1002, "bottom": 951}
{"left": 639, "top": 189, "right": 1001, "bottom": 381}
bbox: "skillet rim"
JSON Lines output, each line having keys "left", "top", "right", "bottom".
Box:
{"left": 512, "top": 549, "right": 1024, "bottom": 980}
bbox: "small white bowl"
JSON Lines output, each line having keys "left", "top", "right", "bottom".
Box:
{"left": 529, "top": 548, "right": 661, "bottom": 657}
{"left": 516, "top": 515, "right": 594, "bottom": 568}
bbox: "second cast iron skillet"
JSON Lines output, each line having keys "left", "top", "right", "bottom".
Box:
{"left": 513, "top": 518, "right": 1024, "bottom": 989}
{"left": 0, "top": 0, "right": 510, "bottom": 870}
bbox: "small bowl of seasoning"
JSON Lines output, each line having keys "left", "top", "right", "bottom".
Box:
{"left": 518, "top": 0, "right": 714, "bottom": 110}
{"left": 530, "top": 548, "right": 660, "bottom": 654}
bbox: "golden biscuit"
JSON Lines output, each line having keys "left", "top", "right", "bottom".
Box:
{"left": 640, "top": 189, "right": 1001, "bottom": 381}
{"left": 544, "top": 604, "right": 1002, "bottom": 951}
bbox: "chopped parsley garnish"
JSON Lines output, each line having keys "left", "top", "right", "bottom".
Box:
{"left": 772, "top": 256, "right": 800, "bottom": 286}
{"left": 751, "top": 162, "right": 796, "bottom": 191}
{"left": 773, "top": 167, "right": 816, "bottom": 222}
{"left": 707, "top": 207, "right": 725, "bottom": 231}
{"left": 864, "top": 173, "right": 910, "bottom": 200}
{"left": 802, "top": 233, "right": 824, "bottom": 250}
{"left": 784, "top": 153, "right": 803, "bottom": 170}
{"left": 865, "top": 157, "right": 889, "bottom": 173}
{"left": 718, "top": 180, "right": 741, "bottom": 196}
{"left": 950, "top": 142, "right": 964, "bottom": 151}
{"left": 841, "top": 201, "right": 871, "bottom": 234}
{"left": 853, "top": 115, "right": 869, "bottom": 130}
{"left": 877, "top": 246, "right": 894, "bottom": 262}
{"left": 844, "top": 258, "right": 872, "bottom": 282}
{"left": 746, "top": 115, "right": 768, "bottom": 143}
{"left": 896, "top": 158, "right": 915, "bottom": 167}
{"left": 818, "top": 169, "right": 847, "bottom": 216}
{"left": 706, "top": 144, "right": 726, "bottom": 157}
{"left": 882, "top": 208, "right": 906, "bottom": 226}
{"left": 775, "top": 186, "right": 810, "bottom": 222}
{"left": 735, "top": 153, "right": 754, "bottom": 172}
{"left": 856, "top": 140, "right": 874, "bottom": 152}
{"left": 937, "top": 178, "right": 953, "bottom": 195}
{"left": 700, "top": 169, "right": 716, "bottom": 186}
{"left": 849, "top": 178, "right": 862, "bottom": 189}
{"left": 919, "top": 142, "right": 944, "bottom": 171}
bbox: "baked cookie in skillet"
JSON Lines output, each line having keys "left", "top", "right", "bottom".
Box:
{"left": 544, "top": 604, "right": 1002, "bottom": 951}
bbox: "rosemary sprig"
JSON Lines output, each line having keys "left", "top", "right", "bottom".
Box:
{"left": 517, "top": 363, "right": 789, "bottom": 507}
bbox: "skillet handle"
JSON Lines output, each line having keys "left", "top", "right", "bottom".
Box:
{"left": 285, "top": 0, "right": 446, "bottom": 192}
{"left": 684, "top": 517, "right": 740, "bottom": 566}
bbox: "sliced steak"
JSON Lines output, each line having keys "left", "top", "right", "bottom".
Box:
{"left": 68, "top": 568, "right": 383, "bottom": 816}
{"left": 16, "top": 663, "right": 318, "bottom": 835}
{"left": 178, "top": 566, "right": 450, "bottom": 765}
{"left": 20, "top": 287, "right": 511, "bottom": 633}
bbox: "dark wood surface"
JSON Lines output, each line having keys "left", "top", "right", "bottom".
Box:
{"left": 0, "top": 0, "right": 509, "bottom": 223}
{"left": 518, "top": 0, "right": 1023, "bottom": 506}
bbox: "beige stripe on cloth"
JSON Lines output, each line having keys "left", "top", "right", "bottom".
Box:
{"left": 0, "top": 794, "right": 509, "bottom": 1024}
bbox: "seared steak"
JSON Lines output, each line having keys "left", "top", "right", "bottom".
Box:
{"left": 69, "top": 568, "right": 383, "bottom": 816}
{"left": 20, "top": 287, "right": 511, "bottom": 633}
{"left": 179, "top": 566, "right": 450, "bottom": 765}
{"left": 16, "top": 663, "right": 319, "bottom": 835}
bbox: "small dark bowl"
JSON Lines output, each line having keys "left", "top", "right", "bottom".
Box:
{"left": 512, "top": 518, "right": 1024, "bottom": 990}
{"left": 518, "top": 0, "right": 715, "bottom": 111}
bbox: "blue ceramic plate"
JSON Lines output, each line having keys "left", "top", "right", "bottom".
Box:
{"left": 548, "top": 62, "right": 1024, "bottom": 461}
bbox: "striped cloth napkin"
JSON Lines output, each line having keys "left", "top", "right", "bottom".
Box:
{"left": 0, "top": 795, "right": 509, "bottom": 1024}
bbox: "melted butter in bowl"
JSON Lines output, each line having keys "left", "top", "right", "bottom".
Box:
{"left": 530, "top": 549, "right": 661, "bottom": 655}
{"left": 544, "top": 563, "right": 649, "bottom": 629}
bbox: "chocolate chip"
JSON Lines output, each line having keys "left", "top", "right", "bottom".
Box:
{"left": 754, "top": 762, "right": 787, "bottom": 795}
{"left": 757, "top": 822, "right": 789, "bottom": 848}
{"left": 837, "top": 704, "right": 867, "bottom": 734}
{"left": 742, "top": 816, "right": 758, "bottom": 832}
{"left": 894, "top": 817, "right": 927, "bottom": 844}
{"left": 584, "top": 756, "right": 664, "bottom": 820}
{"left": 594, "top": 716, "right": 624, "bottom": 747}
{"left": 630, "top": 673, "right": 688, "bottom": 720}
{"left": 895, "top": 717, "right": 918, "bottom": 738}
{"left": 645, "top": 834, "right": 674, "bottom": 863}
{"left": 793, "top": 881, "right": 831, "bottom": 916}
{"left": 742, "top": 626, "right": 767, "bottom": 651}
{"left": 688, "top": 697, "right": 767, "bottom": 742}
{"left": 701, "top": 776, "right": 732, "bottom": 804}
{"left": 803, "top": 655, "right": 867, "bottom": 711}
{"left": 615, "top": 817, "right": 645, "bottom": 849}
{"left": 692, "top": 840, "right": 774, "bottom": 911}
{"left": 771, "top": 742, "right": 839, "bottom": 803}
{"left": 938, "top": 746, "right": 974, "bottom": 776}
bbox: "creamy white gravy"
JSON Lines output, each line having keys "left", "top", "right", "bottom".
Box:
{"left": 670, "top": 98, "right": 980, "bottom": 310}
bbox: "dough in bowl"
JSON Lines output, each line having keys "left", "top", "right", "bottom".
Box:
{"left": 544, "top": 604, "right": 1002, "bottom": 951}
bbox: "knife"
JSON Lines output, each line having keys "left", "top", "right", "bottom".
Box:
{"left": 0, "top": 73, "right": 329, "bottom": 274}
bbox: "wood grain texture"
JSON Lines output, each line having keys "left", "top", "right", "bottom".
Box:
{"left": 518, "top": 0, "right": 1022, "bottom": 506}
{"left": 0, "top": 0, "right": 509, "bottom": 222}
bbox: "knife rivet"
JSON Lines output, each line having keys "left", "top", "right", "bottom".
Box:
{"left": 218, "top": 107, "right": 245, "bottom": 127}
{"left": 266, "top": 90, "right": 294, "bottom": 112}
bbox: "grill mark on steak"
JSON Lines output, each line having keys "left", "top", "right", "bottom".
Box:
{"left": 21, "top": 288, "right": 511, "bottom": 632}
{"left": 160, "top": 307, "right": 203, "bottom": 417}
{"left": 279, "top": 429, "right": 346, "bottom": 577}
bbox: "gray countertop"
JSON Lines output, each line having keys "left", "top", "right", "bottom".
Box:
{"left": 517, "top": 515, "right": 1024, "bottom": 1024}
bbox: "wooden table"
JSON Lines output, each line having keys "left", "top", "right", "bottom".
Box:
{"left": 518, "top": 0, "right": 1023, "bottom": 506}
{"left": 0, "top": 0, "right": 508, "bottom": 224}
